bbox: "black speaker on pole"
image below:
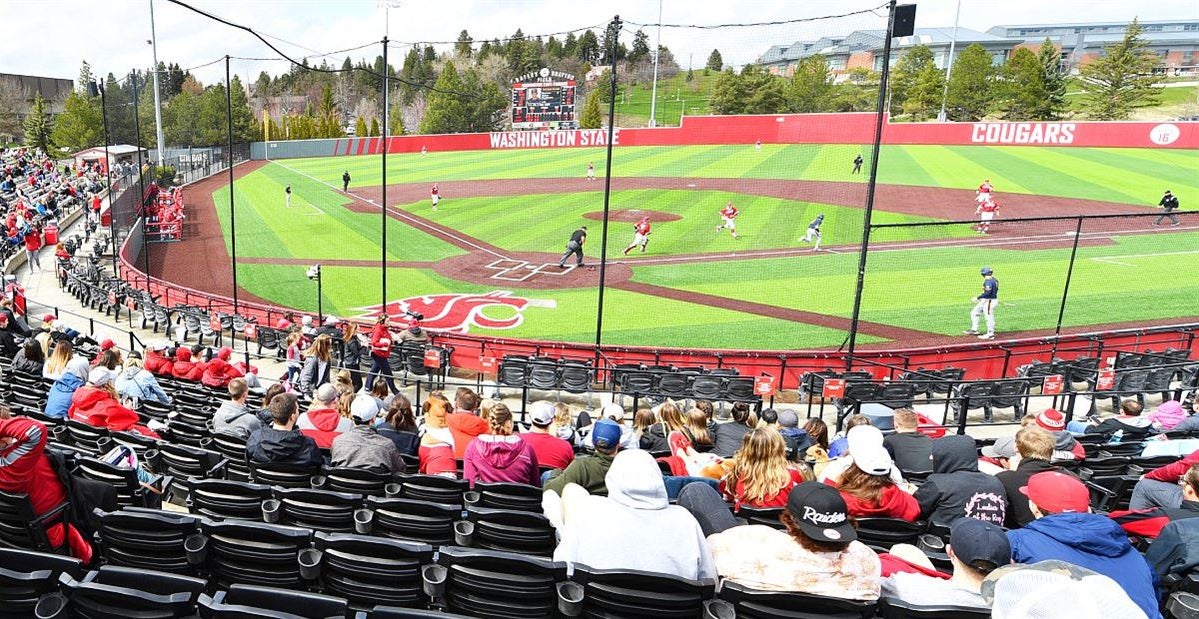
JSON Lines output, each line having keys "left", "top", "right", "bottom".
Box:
{"left": 87, "top": 80, "right": 100, "bottom": 97}
{"left": 893, "top": 4, "right": 917, "bottom": 38}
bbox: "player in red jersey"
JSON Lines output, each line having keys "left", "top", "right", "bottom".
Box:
{"left": 623, "top": 216, "right": 652, "bottom": 255}
{"left": 715, "top": 202, "right": 740, "bottom": 239}
{"left": 977, "top": 179, "right": 994, "bottom": 205}
{"left": 975, "top": 197, "right": 999, "bottom": 234}
{"left": 431, "top": 183, "right": 440, "bottom": 211}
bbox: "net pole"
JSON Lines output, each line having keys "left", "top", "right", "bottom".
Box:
{"left": 226, "top": 56, "right": 243, "bottom": 364}
{"left": 381, "top": 36, "right": 389, "bottom": 309}
{"left": 594, "top": 15, "right": 622, "bottom": 360}
{"left": 844, "top": 0, "right": 898, "bottom": 374}
{"left": 98, "top": 82, "right": 118, "bottom": 276}
{"left": 1051, "top": 215, "right": 1085, "bottom": 359}
{"left": 131, "top": 70, "right": 151, "bottom": 279}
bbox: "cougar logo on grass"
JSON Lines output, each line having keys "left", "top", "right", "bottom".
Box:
{"left": 355, "top": 291, "right": 555, "bottom": 334}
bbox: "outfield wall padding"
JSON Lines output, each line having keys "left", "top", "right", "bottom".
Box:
{"left": 250, "top": 114, "right": 1199, "bottom": 159}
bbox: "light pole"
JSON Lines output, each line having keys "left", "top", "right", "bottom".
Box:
{"left": 308, "top": 264, "right": 323, "bottom": 322}
{"left": 93, "top": 80, "right": 118, "bottom": 276}
{"left": 648, "top": 0, "right": 664, "bottom": 127}
{"left": 937, "top": 0, "right": 962, "bottom": 122}
{"left": 148, "top": 0, "right": 165, "bottom": 167}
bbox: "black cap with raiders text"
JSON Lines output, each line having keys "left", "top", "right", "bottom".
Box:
{"left": 786, "top": 481, "right": 857, "bottom": 544}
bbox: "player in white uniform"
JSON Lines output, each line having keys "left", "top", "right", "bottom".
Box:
{"left": 586, "top": 161, "right": 596, "bottom": 181}
{"left": 431, "top": 183, "right": 440, "bottom": 211}
{"left": 715, "top": 202, "right": 740, "bottom": 239}
{"left": 801, "top": 213, "right": 824, "bottom": 251}
{"left": 975, "top": 198, "right": 999, "bottom": 234}
{"left": 284, "top": 184, "right": 292, "bottom": 208}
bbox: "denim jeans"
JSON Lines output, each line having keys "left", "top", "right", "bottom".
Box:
{"left": 365, "top": 355, "right": 398, "bottom": 393}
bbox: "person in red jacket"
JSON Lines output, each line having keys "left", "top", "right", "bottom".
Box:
{"left": 201, "top": 346, "right": 245, "bottom": 388}
{"left": 171, "top": 347, "right": 205, "bottom": 381}
{"left": 0, "top": 407, "right": 93, "bottom": 563}
{"left": 144, "top": 342, "right": 172, "bottom": 375}
{"left": 68, "top": 368, "right": 160, "bottom": 438}
{"left": 366, "top": 315, "right": 399, "bottom": 393}
{"left": 719, "top": 428, "right": 807, "bottom": 510}
{"left": 23, "top": 225, "right": 42, "bottom": 272}
{"left": 823, "top": 425, "right": 921, "bottom": 522}
{"left": 297, "top": 384, "right": 353, "bottom": 449}
{"left": 448, "top": 388, "right": 489, "bottom": 459}
{"left": 1130, "top": 447, "right": 1199, "bottom": 511}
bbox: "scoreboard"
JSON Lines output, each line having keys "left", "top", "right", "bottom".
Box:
{"left": 511, "top": 68, "right": 578, "bottom": 131}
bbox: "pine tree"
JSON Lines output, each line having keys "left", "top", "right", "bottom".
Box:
{"left": 1079, "top": 19, "right": 1164, "bottom": 120}
{"left": 23, "top": 92, "right": 54, "bottom": 153}
{"left": 944, "top": 43, "right": 995, "bottom": 121}
{"left": 455, "top": 30, "right": 474, "bottom": 57}
{"left": 369, "top": 117, "right": 380, "bottom": 136}
{"left": 579, "top": 89, "right": 604, "bottom": 128}
{"left": 997, "top": 47, "right": 1046, "bottom": 120}
{"left": 577, "top": 30, "right": 600, "bottom": 63}
{"left": 228, "top": 76, "right": 257, "bottom": 143}
{"left": 709, "top": 68, "right": 746, "bottom": 114}
{"left": 1037, "top": 38, "right": 1068, "bottom": 120}
{"left": 355, "top": 117, "right": 368, "bottom": 137}
{"left": 706, "top": 50, "right": 723, "bottom": 71}
{"left": 77, "top": 60, "right": 95, "bottom": 93}
{"left": 630, "top": 30, "right": 651, "bottom": 64}
{"left": 420, "top": 61, "right": 468, "bottom": 134}
{"left": 788, "top": 55, "right": 833, "bottom": 113}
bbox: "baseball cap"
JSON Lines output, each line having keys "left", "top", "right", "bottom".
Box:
{"left": 350, "top": 394, "right": 379, "bottom": 423}
{"left": 99, "top": 339, "right": 115, "bottom": 351}
{"left": 980, "top": 267, "right": 993, "bottom": 276}
{"left": 591, "top": 419, "right": 623, "bottom": 450}
{"left": 847, "top": 425, "right": 892, "bottom": 476}
{"left": 985, "top": 561, "right": 1147, "bottom": 619}
{"left": 147, "top": 340, "right": 170, "bottom": 352}
{"left": 785, "top": 482, "right": 857, "bottom": 544}
{"left": 301, "top": 316, "right": 313, "bottom": 326}
{"left": 529, "top": 401, "right": 556, "bottom": 427}
{"left": 42, "top": 313, "right": 56, "bottom": 323}
{"left": 324, "top": 315, "right": 340, "bottom": 325}
{"left": 949, "top": 517, "right": 1011, "bottom": 570}
{"left": 777, "top": 409, "right": 799, "bottom": 428}
{"left": 1035, "top": 409, "right": 1066, "bottom": 432}
{"left": 981, "top": 435, "right": 1017, "bottom": 459}
{"left": 600, "top": 402, "right": 625, "bottom": 423}
{"left": 1020, "top": 471, "right": 1089, "bottom": 514}
{"left": 87, "top": 366, "right": 113, "bottom": 387}
{"left": 217, "top": 346, "right": 233, "bottom": 360}
{"left": 313, "top": 383, "right": 339, "bottom": 405}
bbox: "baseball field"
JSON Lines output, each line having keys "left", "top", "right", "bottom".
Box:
{"left": 158, "top": 142, "right": 1199, "bottom": 351}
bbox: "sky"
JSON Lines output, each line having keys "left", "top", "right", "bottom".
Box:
{"left": 1, "top": 0, "right": 1196, "bottom": 86}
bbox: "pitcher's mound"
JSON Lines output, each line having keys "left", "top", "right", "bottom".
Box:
{"left": 583, "top": 209, "right": 682, "bottom": 223}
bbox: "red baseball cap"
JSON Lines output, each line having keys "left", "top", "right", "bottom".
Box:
{"left": 1020, "top": 472, "right": 1089, "bottom": 514}
{"left": 42, "top": 313, "right": 56, "bottom": 322}
{"left": 1035, "top": 409, "right": 1066, "bottom": 432}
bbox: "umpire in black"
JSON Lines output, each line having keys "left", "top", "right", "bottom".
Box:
{"left": 342, "top": 171, "right": 351, "bottom": 192}
{"left": 558, "top": 226, "right": 587, "bottom": 268}
{"left": 1156, "top": 189, "right": 1180, "bottom": 226}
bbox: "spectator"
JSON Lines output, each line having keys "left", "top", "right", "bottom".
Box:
{"left": 712, "top": 402, "right": 756, "bottom": 457}
{"left": 201, "top": 346, "right": 244, "bottom": 389}
{"left": 883, "top": 409, "right": 933, "bottom": 474}
{"left": 349, "top": 382, "right": 388, "bottom": 425}
{"left": 114, "top": 356, "right": 171, "bottom": 406}
{"left": 212, "top": 378, "right": 268, "bottom": 439}
{"left": 913, "top": 434, "right": 1007, "bottom": 527}
{"left": 298, "top": 383, "right": 353, "bottom": 449}
{"left": 775, "top": 410, "right": 813, "bottom": 462}
{"left": 463, "top": 403, "right": 539, "bottom": 486}
{"left": 447, "top": 388, "right": 490, "bottom": 459}
{"left": 143, "top": 341, "right": 172, "bottom": 375}
{"left": 1171, "top": 408, "right": 1199, "bottom": 434}
{"left": 0, "top": 313, "right": 18, "bottom": 357}
{"left": 11, "top": 338, "right": 44, "bottom": 375}
{"left": 418, "top": 393, "right": 457, "bottom": 476}
{"left": 246, "top": 393, "right": 322, "bottom": 468}
{"left": 552, "top": 402, "right": 577, "bottom": 445}
{"left": 632, "top": 408, "right": 658, "bottom": 449}
{"left": 1147, "top": 400, "right": 1187, "bottom": 433}
{"left": 828, "top": 414, "right": 871, "bottom": 459}
{"left": 284, "top": 330, "right": 303, "bottom": 385}
{"left": 642, "top": 400, "right": 685, "bottom": 452}
{"left": 45, "top": 358, "right": 89, "bottom": 419}
{"left": 1008, "top": 471, "right": 1160, "bottom": 618}
{"left": 581, "top": 403, "right": 638, "bottom": 451}
{"left": 1074, "top": 399, "right": 1157, "bottom": 441}
{"left": 804, "top": 418, "right": 830, "bottom": 453}
{"left": 42, "top": 338, "right": 77, "bottom": 380}
{"left": 544, "top": 419, "right": 622, "bottom": 496}
{"left": 996, "top": 426, "right": 1066, "bottom": 529}
{"left": 170, "top": 347, "right": 205, "bottom": 381}
{"left": 521, "top": 401, "right": 575, "bottom": 471}
{"left": 365, "top": 316, "right": 398, "bottom": 393}
{"left": 331, "top": 398, "right": 406, "bottom": 475}
{"left": 882, "top": 517, "right": 1009, "bottom": 609}
{"left": 298, "top": 334, "right": 333, "bottom": 394}
{"left": 986, "top": 561, "right": 1149, "bottom": 619}
{"left": 342, "top": 322, "right": 365, "bottom": 392}
{"left": 685, "top": 408, "right": 716, "bottom": 452}
{"left": 398, "top": 317, "right": 429, "bottom": 344}
{"left": 69, "top": 368, "right": 159, "bottom": 438}
{"left": 706, "top": 482, "right": 881, "bottom": 599}
{"left": 825, "top": 425, "right": 920, "bottom": 521}
{"left": 551, "top": 449, "right": 715, "bottom": 580}
{"left": 720, "top": 427, "right": 807, "bottom": 510}
{"left": 0, "top": 407, "right": 93, "bottom": 562}
{"left": 1113, "top": 463, "right": 1199, "bottom": 540}
{"left": 1130, "top": 447, "right": 1199, "bottom": 510}
{"left": 377, "top": 394, "right": 419, "bottom": 457}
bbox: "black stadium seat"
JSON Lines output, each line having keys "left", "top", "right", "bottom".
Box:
{"left": 363, "top": 496, "right": 459, "bottom": 546}
{"left": 0, "top": 548, "right": 83, "bottom": 618}
{"left": 186, "top": 478, "right": 273, "bottom": 521}
{"left": 460, "top": 506, "right": 556, "bottom": 556}
{"left": 197, "top": 584, "right": 348, "bottom": 619}
{"left": 309, "top": 533, "right": 434, "bottom": 609}
{"left": 43, "top": 566, "right": 207, "bottom": 619}
{"left": 432, "top": 546, "right": 567, "bottom": 618}
{"left": 569, "top": 564, "right": 717, "bottom": 618}
{"left": 718, "top": 580, "right": 875, "bottom": 618}
{"left": 94, "top": 508, "right": 200, "bottom": 574}
{"left": 192, "top": 520, "right": 313, "bottom": 590}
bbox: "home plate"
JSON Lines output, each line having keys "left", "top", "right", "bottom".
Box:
{"left": 687, "top": 183, "right": 697, "bottom": 188}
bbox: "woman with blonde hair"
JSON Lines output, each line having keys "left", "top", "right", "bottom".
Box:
{"left": 298, "top": 334, "right": 333, "bottom": 393}
{"left": 419, "top": 393, "right": 457, "bottom": 476}
{"left": 721, "top": 428, "right": 808, "bottom": 509}
{"left": 686, "top": 408, "right": 716, "bottom": 452}
{"left": 633, "top": 408, "right": 657, "bottom": 447}
{"left": 42, "top": 338, "right": 77, "bottom": 380}
{"left": 553, "top": 402, "right": 577, "bottom": 444}
{"left": 463, "top": 403, "right": 540, "bottom": 486}
{"left": 644, "top": 400, "right": 686, "bottom": 452}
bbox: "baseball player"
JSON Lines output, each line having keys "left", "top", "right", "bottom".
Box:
{"left": 420, "top": 146, "right": 427, "bottom": 157}
{"left": 755, "top": 140, "right": 762, "bottom": 151}
{"left": 965, "top": 266, "right": 999, "bottom": 340}
{"left": 342, "top": 171, "right": 351, "bottom": 192}
{"left": 976, "top": 179, "right": 994, "bottom": 204}
{"left": 1156, "top": 189, "right": 1181, "bottom": 226}
{"left": 623, "top": 216, "right": 652, "bottom": 255}
{"left": 715, "top": 202, "right": 740, "bottom": 239}
{"left": 852, "top": 154, "right": 863, "bottom": 174}
{"left": 586, "top": 161, "right": 596, "bottom": 181}
{"left": 800, "top": 213, "right": 824, "bottom": 251}
{"left": 431, "top": 183, "right": 440, "bottom": 211}
{"left": 975, "top": 197, "right": 999, "bottom": 234}
{"left": 285, "top": 184, "right": 292, "bottom": 208}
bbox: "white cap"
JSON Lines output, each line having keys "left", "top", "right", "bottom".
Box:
{"left": 87, "top": 366, "right": 113, "bottom": 387}
{"left": 324, "top": 315, "right": 340, "bottom": 325}
{"left": 301, "top": 316, "right": 313, "bottom": 326}
{"left": 147, "top": 340, "right": 170, "bottom": 352}
{"left": 600, "top": 402, "right": 625, "bottom": 423}
{"left": 530, "top": 401, "right": 556, "bottom": 426}
{"left": 847, "top": 424, "right": 892, "bottom": 476}
{"left": 350, "top": 394, "right": 380, "bottom": 423}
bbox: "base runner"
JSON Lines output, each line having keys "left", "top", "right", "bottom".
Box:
{"left": 800, "top": 213, "right": 824, "bottom": 251}
{"left": 586, "top": 161, "right": 596, "bottom": 181}
{"left": 975, "top": 198, "right": 998, "bottom": 234}
{"left": 623, "top": 216, "right": 651, "bottom": 255}
{"left": 715, "top": 202, "right": 740, "bottom": 239}
{"left": 976, "top": 179, "right": 994, "bottom": 204}
{"left": 964, "top": 266, "right": 998, "bottom": 340}
{"left": 431, "top": 183, "right": 440, "bottom": 211}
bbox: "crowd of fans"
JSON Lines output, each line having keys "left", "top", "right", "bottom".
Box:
{"left": 1, "top": 147, "right": 102, "bottom": 270}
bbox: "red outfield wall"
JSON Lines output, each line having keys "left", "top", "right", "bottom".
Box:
{"left": 280, "top": 114, "right": 1199, "bottom": 159}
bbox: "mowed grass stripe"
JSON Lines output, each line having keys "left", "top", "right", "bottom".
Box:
{"left": 968, "top": 146, "right": 1152, "bottom": 204}
{"left": 906, "top": 146, "right": 1035, "bottom": 194}
{"left": 1050, "top": 147, "right": 1199, "bottom": 195}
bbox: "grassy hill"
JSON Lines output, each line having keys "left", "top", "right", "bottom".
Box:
{"left": 611, "top": 70, "right": 719, "bottom": 127}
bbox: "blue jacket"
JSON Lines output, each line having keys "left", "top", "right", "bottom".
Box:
{"left": 45, "top": 372, "right": 84, "bottom": 419}
{"left": 115, "top": 367, "right": 172, "bottom": 405}
{"left": 1008, "top": 512, "right": 1161, "bottom": 618}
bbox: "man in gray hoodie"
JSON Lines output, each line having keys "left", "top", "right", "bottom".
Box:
{"left": 913, "top": 434, "right": 1007, "bottom": 528}
{"left": 552, "top": 449, "right": 715, "bottom": 581}
{"left": 212, "top": 378, "right": 269, "bottom": 439}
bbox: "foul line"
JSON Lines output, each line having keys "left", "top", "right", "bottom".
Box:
{"left": 271, "top": 160, "right": 509, "bottom": 260}
{"left": 1090, "top": 249, "right": 1199, "bottom": 267}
